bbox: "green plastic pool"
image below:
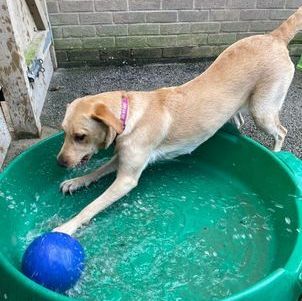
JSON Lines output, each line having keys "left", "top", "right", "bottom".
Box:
{"left": 0, "top": 124, "right": 302, "bottom": 301}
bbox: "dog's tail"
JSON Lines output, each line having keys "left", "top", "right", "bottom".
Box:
{"left": 270, "top": 6, "right": 302, "bottom": 44}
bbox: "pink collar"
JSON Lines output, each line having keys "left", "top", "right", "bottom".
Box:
{"left": 120, "top": 97, "right": 128, "bottom": 130}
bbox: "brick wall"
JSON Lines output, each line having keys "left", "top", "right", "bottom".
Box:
{"left": 47, "top": 0, "right": 302, "bottom": 67}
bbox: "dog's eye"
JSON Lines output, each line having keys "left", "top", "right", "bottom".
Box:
{"left": 74, "top": 134, "right": 86, "bottom": 143}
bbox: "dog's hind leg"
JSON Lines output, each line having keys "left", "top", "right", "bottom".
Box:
{"left": 60, "top": 155, "right": 118, "bottom": 194}
{"left": 249, "top": 58, "right": 294, "bottom": 152}
{"left": 252, "top": 111, "right": 287, "bottom": 151}
{"left": 232, "top": 112, "right": 245, "bottom": 129}
{"left": 249, "top": 78, "right": 292, "bottom": 151}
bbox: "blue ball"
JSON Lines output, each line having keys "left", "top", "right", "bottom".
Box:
{"left": 21, "top": 232, "right": 85, "bottom": 293}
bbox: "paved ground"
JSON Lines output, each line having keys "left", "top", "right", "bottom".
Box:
{"left": 4, "top": 58, "right": 302, "bottom": 168}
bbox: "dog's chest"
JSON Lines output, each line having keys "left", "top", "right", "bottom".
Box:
{"left": 149, "top": 140, "right": 202, "bottom": 163}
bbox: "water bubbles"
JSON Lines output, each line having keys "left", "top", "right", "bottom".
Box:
{"left": 285, "top": 217, "right": 291, "bottom": 225}
{"left": 262, "top": 224, "right": 272, "bottom": 231}
{"left": 30, "top": 203, "right": 38, "bottom": 213}
{"left": 232, "top": 233, "right": 240, "bottom": 240}
{"left": 8, "top": 203, "right": 16, "bottom": 210}
{"left": 35, "top": 193, "right": 40, "bottom": 202}
{"left": 180, "top": 196, "right": 186, "bottom": 202}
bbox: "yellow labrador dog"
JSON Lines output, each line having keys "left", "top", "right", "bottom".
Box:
{"left": 55, "top": 7, "right": 302, "bottom": 235}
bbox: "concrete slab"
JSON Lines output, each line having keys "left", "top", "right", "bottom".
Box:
{"left": 3, "top": 126, "right": 58, "bottom": 170}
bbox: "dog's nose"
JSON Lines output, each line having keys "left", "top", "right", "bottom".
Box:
{"left": 57, "top": 155, "right": 69, "bottom": 167}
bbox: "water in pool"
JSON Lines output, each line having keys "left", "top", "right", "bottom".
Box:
{"left": 0, "top": 154, "right": 296, "bottom": 301}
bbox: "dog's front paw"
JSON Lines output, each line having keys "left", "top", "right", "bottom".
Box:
{"left": 60, "top": 177, "right": 86, "bottom": 194}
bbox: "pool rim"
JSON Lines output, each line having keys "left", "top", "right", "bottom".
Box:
{"left": 0, "top": 130, "right": 302, "bottom": 301}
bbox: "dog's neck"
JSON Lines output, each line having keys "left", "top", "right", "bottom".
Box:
{"left": 116, "top": 92, "right": 150, "bottom": 137}
{"left": 94, "top": 93, "right": 133, "bottom": 136}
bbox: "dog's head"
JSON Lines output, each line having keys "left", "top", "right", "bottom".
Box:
{"left": 57, "top": 97, "right": 123, "bottom": 168}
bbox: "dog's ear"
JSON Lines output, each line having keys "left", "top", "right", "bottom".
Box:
{"left": 91, "top": 104, "right": 123, "bottom": 148}
{"left": 104, "top": 127, "right": 117, "bottom": 149}
{"left": 91, "top": 104, "right": 123, "bottom": 134}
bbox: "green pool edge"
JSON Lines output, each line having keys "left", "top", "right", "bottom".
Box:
{"left": 1, "top": 127, "right": 302, "bottom": 301}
